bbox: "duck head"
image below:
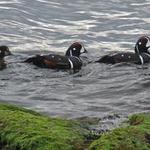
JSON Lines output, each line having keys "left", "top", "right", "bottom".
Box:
{"left": 135, "top": 36, "right": 150, "bottom": 55}
{"left": 0, "top": 46, "right": 11, "bottom": 58}
{"left": 65, "top": 42, "right": 87, "bottom": 57}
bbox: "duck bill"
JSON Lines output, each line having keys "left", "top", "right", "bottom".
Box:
{"left": 147, "top": 46, "right": 150, "bottom": 53}
{"left": 5, "top": 51, "right": 12, "bottom": 56}
{"left": 84, "top": 48, "right": 88, "bottom": 53}
{"left": 81, "top": 48, "right": 88, "bottom": 54}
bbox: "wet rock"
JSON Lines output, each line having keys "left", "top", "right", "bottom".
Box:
{"left": 89, "top": 113, "right": 150, "bottom": 150}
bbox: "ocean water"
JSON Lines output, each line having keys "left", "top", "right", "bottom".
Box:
{"left": 0, "top": 0, "right": 150, "bottom": 128}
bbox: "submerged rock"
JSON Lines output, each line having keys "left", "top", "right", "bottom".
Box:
{"left": 89, "top": 113, "right": 150, "bottom": 150}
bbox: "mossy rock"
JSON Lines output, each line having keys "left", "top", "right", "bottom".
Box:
{"left": 1, "top": 102, "right": 149, "bottom": 150}
{"left": 0, "top": 103, "right": 90, "bottom": 150}
{"left": 89, "top": 113, "right": 150, "bottom": 150}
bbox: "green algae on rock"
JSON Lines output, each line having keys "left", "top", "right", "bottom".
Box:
{"left": 1, "top": 103, "right": 149, "bottom": 150}
{"left": 89, "top": 113, "right": 150, "bottom": 150}
{"left": 0, "top": 103, "right": 90, "bottom": 150}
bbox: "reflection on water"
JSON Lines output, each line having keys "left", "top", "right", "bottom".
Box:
{"left": 0, "top": 0, "right": 150, "bottom": 122}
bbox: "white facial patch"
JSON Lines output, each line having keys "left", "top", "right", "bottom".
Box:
{"left": 147, "top": 47, "right": 150, "bottom": 53}
{"left": 73, "top": 48, "right": 76, "bottom": 51}
{"left": 146, "top": 37, "right": 150, "bottom": 48}
{"left": 80, "top": 46, "right": 85, "bottom": 53}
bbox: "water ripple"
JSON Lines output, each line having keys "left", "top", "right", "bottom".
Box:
{"left": 0, "top": 0, "right": 150, "bottom": 120}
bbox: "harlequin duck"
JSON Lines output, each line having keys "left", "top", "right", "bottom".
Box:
{"left": 0, "top": 46, "right": 11, "bottom": 70}
{"left": 96, "top": 36, "right": 150, "bottom": 65}
{"left": 24, "top": 42, "right": 87, "bottom": 70}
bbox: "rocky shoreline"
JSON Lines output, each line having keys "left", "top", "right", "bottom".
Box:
{"left": 0, "top": 102, "right": 149, "bottom": 150}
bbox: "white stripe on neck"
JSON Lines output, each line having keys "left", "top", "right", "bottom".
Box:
{"left": 68, "top": 58, "right": 74, "bottom": 69}
{"left": 139, "top": 55, "right": 144, "bottom": 65}
{"left": 145, "top": 37, "right": 150, "bottom": 47}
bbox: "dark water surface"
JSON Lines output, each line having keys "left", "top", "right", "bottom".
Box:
{"left": 0, "top": 0, "right": 150, "bottom": 129}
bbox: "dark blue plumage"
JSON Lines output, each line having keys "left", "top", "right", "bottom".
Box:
{"left": 24, "top": 42, "right": 87, "bottom": 70}
{"left": 96, "top": 36, "right": 150, "bottom": 65}
{"left": 0, "top": 46, "right": 11, "bottom": 70}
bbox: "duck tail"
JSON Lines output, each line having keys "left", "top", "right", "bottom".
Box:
{"left": 24, "top": 57, "right": 35, "bottom": 63}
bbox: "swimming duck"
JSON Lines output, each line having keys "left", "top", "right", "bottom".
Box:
{"left": 96, "top": 36, "right": 150, "bottom": 65}
{"left": 24, "top": 42, "right": 87, "bottom": 70}
{"left": 0, "top": 46, "right": 11, "bottom": 70}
